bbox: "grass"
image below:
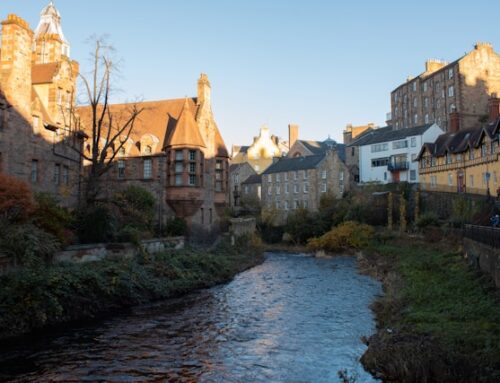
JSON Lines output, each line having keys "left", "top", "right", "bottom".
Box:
{"left": 363, "top": 238, "right": 500, "bottom": 382}
{"left": 0, "top": 237, "right": 263, "bottom": 340}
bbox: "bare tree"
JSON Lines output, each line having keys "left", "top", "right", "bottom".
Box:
{"left": 71, "top": 39, "right": 145, "bottom": 205}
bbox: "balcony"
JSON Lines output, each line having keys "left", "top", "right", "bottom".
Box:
{"left": 388, "top": 161, "right": 409, "bottom": 171}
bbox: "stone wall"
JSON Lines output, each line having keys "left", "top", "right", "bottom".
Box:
{"left": 229, "top": 217, "right": 256, "bottom": 237}
{"left": 463, "top": 237, "right": 500, "bottom": 288}
{"left": 53, "top": 237, "right": 185, "bottom": 264}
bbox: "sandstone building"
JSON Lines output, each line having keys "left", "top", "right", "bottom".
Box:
{"left": 389, "top": 43, "right": 500, "bottom": 132}
{"left": 417, "top": 98, "right": 500, "bottom": 196}
{"left": 229, "top": 162, "right": 256, "bottom": 208}
{"left": 78, "top": 74, "right": 229, "bottom": 230}
{"left": 0, "top": 3, "right": 82, "bottom": 206}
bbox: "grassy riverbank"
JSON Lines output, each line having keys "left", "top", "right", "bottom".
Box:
{"left": 359, "top": 236, "right": 500, "bottom": 383}
{"left": 0, "top": 237, "right": 263, "bottom": 340}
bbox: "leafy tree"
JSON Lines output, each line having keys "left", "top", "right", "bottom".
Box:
{"left": 0, "top": 173, "right": 34, "bottom": 223}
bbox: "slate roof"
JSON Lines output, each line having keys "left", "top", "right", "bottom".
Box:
{"left": 417, "top": 118, "right": 500, "bottom": 159}
{"left": 349, "top": 124, "right": 434, "bottom": 147}
{"left": 263, "top": 155, "right": 325, "bottom": 174}
{"left": 242, "top": 174, "right": 262, "bottom": 185}
{"left": 296, "top": 139, "right": 346, "bottom": 162}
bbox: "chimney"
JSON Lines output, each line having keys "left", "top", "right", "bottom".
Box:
{"left": 197, "top": 73, "right": 211, "bottom": 105}
{"left": 488, "top": 93, "right": 500, "bottom": 122}
{"left": 449, "top": 108, "right": 460, "bottom": 133}
{"left": 288, "top": 124, "right": 299, "bottom": 149}
{"left": 343, "top": 124, "right": 353, "bottom": 144}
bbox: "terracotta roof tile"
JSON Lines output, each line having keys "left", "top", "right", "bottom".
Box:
{"left": 165, "top": 98, "right": 206, "bottom": 149}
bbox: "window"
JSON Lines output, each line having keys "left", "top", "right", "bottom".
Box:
{"left": 384, "top": 172, "right": 387, "bottom": 181}
{"left": 411, "top": 153, "right": 417, "bottom": 162}
{"left": 276, "top": 185, "right": 281, "bottom": 195}
{"left": 303, "top": 170, "right": 308, "bottom": 179}
{"left": 423, "top": 82, "right": 428, "bottom": 92}
{"left": 303, "top": 183, "right": 309, "bottom": 193}
{"left": 144, "top": 145, "right": 152, "bottom": 155}
{"left": 482, "top": 173, "right": 488, "bottom": 186}
{"left": 118, "top": 147, "right": 126, "bottom": 156}
{"left": 293, "top": 184, "right": 299, "bottom": 193}
{"left": 268, "top": 174, "right": 272, "bottom": 183}
{"left": 285, "top": 183, "right": 289, "bottom": 194}
{"left": 284, "top": 201, "right": 289, "bottom": 210}
{"left": 456, "top": 154, "right": 462, "bottom": 162}
{"left": 175, "top": 174, "right": 183, "bottom": 186}
{"left": 268, "top": 186, "right": 272, "bottom": 195}
{"left": 393, "top": 140, "right": 408, "bottom": 150}
{"left": 413, "top": 98, "right": 417, "bottom": 107}
{"left": 275, "top": 200, "right": 280, "bottom": 209}
{"left": 294, "top": 171, "right": 298, "bottom": 180}
{"left": 284, "top": 173, "right": 288, "bottom": 181}
{"left": 117, "top": 160, "right": 125, "bottom": 179}
{"left": 321, "top": 183, "right": 327, "bottom": 193}
{"left": 321, "top": 170, "right": 327, "bottom": 179}
{"left": 215, "top": 160, "right": 224, "bottom": 191}
{"left": 446, "top": 152, "right": 452, "bottom": 164}
{"left": 189, "top": 174, "right": 196, "bottom": 186}
{"left": 412, "top": 82, "right": 417, "bottom": 92}
{"left": 31, "top": 160, "right": 38, "bottom": 183}
{"left": 430, "top": 175, "right": 437, "bottom": 187}
{"left": 448, "top": 86, "right": 454, "bottom": 97}
{"left": 351, "top": 147, "right": 355, "bottom": 156}
{"left": 175, "top": 150, "right": 183, "bottom": 161}
{"left": 175, "top": 162, "right": 183, "bottom": 173}
{"left": 469, "top": 149, "right": 475, "bottom": 160}
{"left": 339, "top": 171, "right": 344, "bottom": 182}
{"left": 469, "top": 174, "right": 474, "bottom": 187}
{"left": 32, "top": 116, "right": 40, "bottom": 134}
{"left": 448, "top": 173, "right": 453, "bottom": 186}
{"left": 189, "top": 162, "right": 196, "bottom": 173}
{"left": 276, "top": 173, "right": 281, "bottom": 182}
{"left": 303, "top": 200, "right": 308, "bottom": 209}
{"left": 411, "top": 137, "right": 417, "bottom": 147}
{"left": 481, "top": 143, "right": 488, "bottom": 157}
{"left": 62, "top": 165, "right": 69, "bottom": 185}
{"left": 339, "top": 184, "right": 344, "bottom": 194}
{"left": 189, "top": 150, "right": 196, "bottom": 161}
{"left": 410, "top": 170, "right": 416, "bottom": 181}
{"left": 143, "top": 158, "right": 152, "bottom": 179}
{"left": 294, "top": 199, "right": 299, "bottom": 209}
{"left": 414, "top": 114, "right": 418, "bottom": 124}
{"left": 371, "top": 143, "right": 388, "bottom": 153}
{"left": 448, "top": 68, "right": 454, "bottom": 79}
{"left": 244, "top": 185, "right": 249, "bottom": 194}
{"left": 371, "top": 157, "right": 389, "bottom": 167}
{"left": 425, "top": 114, "right": 429, "bottom": 124}
{"left": 54, "top": 164, "right": 60, "bottom": 185}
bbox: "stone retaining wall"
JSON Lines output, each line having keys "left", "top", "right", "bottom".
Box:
{"left": 229, "top": 217, "right": 256, "bottom": 237}
{"left": 463, "top": 238, "right": 500, "bottom": 288}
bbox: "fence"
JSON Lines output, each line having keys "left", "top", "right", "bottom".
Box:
{"left": 464, "top": 225, "right": 500, "bottom": 249}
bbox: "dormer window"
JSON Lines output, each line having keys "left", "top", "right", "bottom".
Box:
{"left": 118, "top": 147, "right": 126, "bottom": 156}
{"left": 144, "top": 145, "right": 152, "bottom": 155}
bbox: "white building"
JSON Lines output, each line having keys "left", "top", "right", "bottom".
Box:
{"left": 351, "top": 124, "right": 444, "bottom": 184}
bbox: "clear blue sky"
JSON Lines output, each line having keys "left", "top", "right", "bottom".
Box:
{"left": 2, "top": 1, "right": 500, "bottom": 149}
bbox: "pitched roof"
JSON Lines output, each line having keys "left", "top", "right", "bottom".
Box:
{"left": 214, "top": 126, "right": 229, "bottom": 157}
{"left": 242, "top": 174, "right": 262, "bottom": 185}
{"left": 32, "top": 63, "right": 59, "bottom": 84}
{"left": 263, "top": 155, "right": 325, "bottom": 174}
{"left": 295, "top": 139, "right": 346, "bottom": 162}
{"left": 165, "top": 98, "right": 206, "bottom": 149}
{"left": 349, "top": 124, "right": 434, "bottom": 147}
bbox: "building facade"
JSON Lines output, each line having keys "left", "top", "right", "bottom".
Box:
{"left": 0, "top": 3, "right": 82, "bottom": 206}
{"left": 417, "top": 115, "right": 500, "bottom": 196}
{"left": 231, "top": 125, "right": 288, "bottom": 174}
{"left": 229, "top": 162, "right": 256, "bottom": 208}
{"left": 389, "top": 43, "right": 500, "bottom": 132}
{"left": 78, "top": 75, "right": 229, "bottom": 230}
{"left": 261, "top": 150, "right": 349, "bottom": 221}
{"left": 353, "top": 124, "right": 444, "bottom": 184}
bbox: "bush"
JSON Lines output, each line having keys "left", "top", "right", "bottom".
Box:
{"left": 0, "top": 221, "right": 60, "bottom": 267}
{"left": 75, "top": 204, "right": 116, "bottom": 244}
{"left": 0, "top": 173, "right": 34, "bottom": 222}
{"left": 415, "top": 212, "right": 440, "bottom": 230}
{"left": 33, "top": 193, "right": 74, "bottom": 246}
{"left": 284, "top": 208, "right": 324, "bottom": 244}
{"left": 307, "top": 221, "right": 374, "bottom": 253}
{"left": 165, "top": 217, "right": 187, "bottom": 236}
{"left": 114, "top": 185, "right": 155, "bottom": 232}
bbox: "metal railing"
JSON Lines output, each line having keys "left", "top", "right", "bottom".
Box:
{"left": 464, "top": 224, "right": 500, "bottom": 248}
{"left": 388, "top": 161, "right": 409, "bottom": 171}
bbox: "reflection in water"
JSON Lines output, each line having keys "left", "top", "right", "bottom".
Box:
{"left": 0, "top": 253, "right": 381, "bottom": 382}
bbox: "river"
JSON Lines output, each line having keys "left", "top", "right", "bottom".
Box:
{"left": 0, "top": 253, "right": 381, "bottom": 383}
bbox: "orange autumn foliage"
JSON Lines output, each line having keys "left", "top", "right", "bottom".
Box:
{"left": 0, "top": 173, "right": 34, "bottom": 222}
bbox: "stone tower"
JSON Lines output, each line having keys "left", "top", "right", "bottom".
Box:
{"left": 0, "top": 15, "right": 33, "bottom": 119}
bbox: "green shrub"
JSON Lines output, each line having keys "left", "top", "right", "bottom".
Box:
{"left": 75, "top": 204, "right": 116, "bottom": 244}
{"left": 285, "top": 208, "right": 324, "bottom": 244}
{"left": 33, "top": 193, "right": 74, "bottom": 246}
{"left": 307, "top": 221, "right": 374, "bottom": 253}
{"left": 165, "top": 217, "right": 187, "bottom": 236}
{"left": 415, "top": 212, "right": 440, "bottom": 230}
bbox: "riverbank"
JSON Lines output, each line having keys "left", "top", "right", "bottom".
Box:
{"left": 0, "top": 237, "right": 264, "bottom": 340}
{"left": 358, "top": 236, "right": 500, "bottom": 382}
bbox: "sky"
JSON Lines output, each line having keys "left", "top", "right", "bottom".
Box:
{"left": 2, "top": 0, "right": 500, "bottom": 150}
